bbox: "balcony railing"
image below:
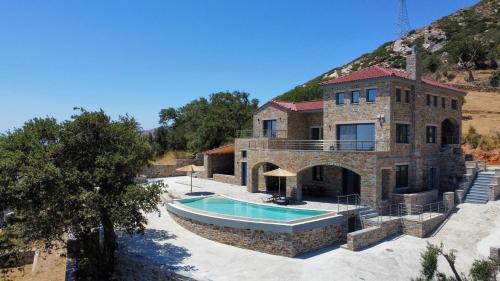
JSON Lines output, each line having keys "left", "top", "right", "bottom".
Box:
{"left": 236, "top": 129, "right": 287, "bottom": 139}
{"left": 248, "top": 139, "right": 389, "bottom": 152}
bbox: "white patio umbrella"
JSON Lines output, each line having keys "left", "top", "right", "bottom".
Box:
{"left": 263, "top": 168, "right": 296, "bottom": 198}
{"left": 176, "top": 165, "right": 204, "bottom": 193}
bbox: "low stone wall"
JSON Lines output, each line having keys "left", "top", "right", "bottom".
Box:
{"left": 115, "top": 253, "right": 194, "bottom": 281}
{"left": 490, "top": 247, "right": 500, "bottom": 259}
{"left": 141, "top": 155, "right": 203, "bottom": 178}
{"left": 345, "top": 218, "right": 401, "bottom": 251}
{"left": 213, "top": 174, "right": 237, "bottom": 185}
{"left": 489, "top": 177, "right": 500, "bottom": 201}
{"left": 392, "top": 189, "right": 438, "bottom": 207}
{"left": 402, "top": 214, "right": 445, "bottom": 238}
{"left": 169, "top": 212, "right": 344, "bottom": 257}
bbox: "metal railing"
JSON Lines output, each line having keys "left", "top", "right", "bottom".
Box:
{"left": 399, "top": 202, "right": 447, "bottom": 222}
{"left": 248, "top": 139, "right": 389, "bottom": 152}
{"left": 336, "top": 194, "right": 361, "bottom": 212}
{"left": 236, "top": 129, "right": 288, "bottom": 139}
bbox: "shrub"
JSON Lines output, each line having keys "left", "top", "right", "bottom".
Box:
{"left": 490, "top": 71, "right": 500, "bottom": 87}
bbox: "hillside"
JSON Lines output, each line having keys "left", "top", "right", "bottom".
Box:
{"left": 277, "top": 0, "right": 500, "bottom": 105}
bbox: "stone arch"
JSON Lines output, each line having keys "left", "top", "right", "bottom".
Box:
{"left": 441, "top": 118, "right": 459, "bottom": 146}
{"left": 250, "top": 161, "right": 282, "bottom": 193}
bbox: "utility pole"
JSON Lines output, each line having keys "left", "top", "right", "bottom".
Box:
{"left": 397, "top": 0, "right": 411, "bottom": 37}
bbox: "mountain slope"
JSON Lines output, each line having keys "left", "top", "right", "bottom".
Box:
{"left": 276, "top": 0, "right": 499, "bottom": 102}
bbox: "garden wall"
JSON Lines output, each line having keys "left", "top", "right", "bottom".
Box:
{"left": 345, "top": 218, "right": 401, "bottom": 251}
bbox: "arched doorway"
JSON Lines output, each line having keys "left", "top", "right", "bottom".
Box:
{"left": 441, "top": 118, "right": 459, "bottom": 146}
{"left": 298, "top": 164, "right": 361, "bottom": 201}
{"left": 251, "top": 162, "right": 282, "bottom": 193}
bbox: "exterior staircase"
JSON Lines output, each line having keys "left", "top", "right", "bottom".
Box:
{"left": 358, "top": 206, "right": 379, "bottom": 228}
{"left": 464, "top": 171, "right": 494, "bottom": 204}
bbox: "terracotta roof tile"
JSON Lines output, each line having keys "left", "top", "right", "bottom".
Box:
{"left": 270, "top": 100, "right": 323, "bottom": 112}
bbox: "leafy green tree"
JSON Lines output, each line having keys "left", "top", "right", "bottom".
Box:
{"left": 0, "top": 110, "right": 162, "bottom": 279}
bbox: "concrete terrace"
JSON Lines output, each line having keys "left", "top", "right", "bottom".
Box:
{"left": 116, "top": 176, "right": 500, "bottom": 281}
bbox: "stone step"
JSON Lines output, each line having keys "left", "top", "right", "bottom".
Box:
{"left": 464, "top": 199, "right": 488, "bottom": 204}
{"left": 465, "top": 195, "right": 489, "bottom": 201}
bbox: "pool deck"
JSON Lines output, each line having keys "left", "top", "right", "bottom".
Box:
{"left": 118, "top": 177, "right": 500, "bottom": 281}
{"left": 155, "top": 176, "right": 361, "bottom": 213}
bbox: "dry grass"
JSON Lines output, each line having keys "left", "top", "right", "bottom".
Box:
{"left": 2, "top": 248, "right": 66, "bottom": 281}
{"left": 462, "top": 90, "right": 500, "bottom": 135}
{"left": 152, "top": 151, "right": 194, "bottom": 164}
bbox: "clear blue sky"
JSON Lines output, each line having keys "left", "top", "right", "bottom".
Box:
{"left": 0, "top": 0, "right": 479, "bottom": 132}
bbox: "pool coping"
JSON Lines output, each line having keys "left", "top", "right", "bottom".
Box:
{"left": 166, "top": 195, "right": 344, "bottom": 233}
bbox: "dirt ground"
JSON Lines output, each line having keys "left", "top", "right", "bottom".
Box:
{"left": 2, "top": 249, "right": 66, "bottom": 281}
{"left": 463, "top": 90, "right": 500, "bottom": 135}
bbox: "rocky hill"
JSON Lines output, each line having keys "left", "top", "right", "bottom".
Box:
{"left": 277, "top": 0, "right": 499, "bottom": 103}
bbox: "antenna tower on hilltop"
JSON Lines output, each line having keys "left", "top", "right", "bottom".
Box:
{"left": 397, "top": 0, "right": 411, "bottom": 37}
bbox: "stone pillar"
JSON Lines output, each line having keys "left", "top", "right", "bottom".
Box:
{"left": 286, "top": 175, "right": 302, "bottom": 201}
{"left": 455, "top": 189, "right": 466, "bottom": 204}
{"left": 203, "top": 154, "right": 212, "bottom": 178}
{"left": 443, "top": 192, "right": 454, "bottom": 212}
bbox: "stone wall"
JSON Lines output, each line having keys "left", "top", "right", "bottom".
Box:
{"left": 402, "top": 214, "right": 445, "bottom": 238}
{"left": 169, "top": 212, "right": 345, "bottom": 257}
{"left": 391, "top": 189, "right": 438, "bottom": 207}
{"left": 213, "top": 174, "right": 237, "bottom": 185}
{"left": 115, "top": 253, "right": 194, "bottom": 281}
{"left": 142, "top": 155, "right": 203, "bottom": 178}
{"left": 204, "top": 153, "right": 234, "bottom": 178}
{"left": 490, "top": 176, "right": 500, "bottom": 201}
{"left": 345, "top": 217, "right": 401, "bottom": 251}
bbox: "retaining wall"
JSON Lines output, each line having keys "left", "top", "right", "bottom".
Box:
{"left": 212, "top": 174, "right": 237, "bottom": 185}
{"left": 392, "top": 189, "right": 438, "bottom": 207}
{"left": 169, "top": 212, "right": 344, "bottom": 257}
{"left": 141, "top": 154, "right": 203, "bottom": 178}
{"left": 345, "top": 218, "right": 401, "bottom": 251}
{"left": 401, "top": 214, "right": 445, "bottom": 238}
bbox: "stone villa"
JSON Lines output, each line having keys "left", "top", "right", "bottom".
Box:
{"left": 203, "top": 50, "right": 467, "bottom": 206}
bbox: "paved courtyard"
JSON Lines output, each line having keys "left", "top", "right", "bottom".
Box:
{"left": 119, "top": 176, "right": 500, "bottom": 281}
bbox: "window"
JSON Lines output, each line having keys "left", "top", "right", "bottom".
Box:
{"left": 310, "top": 127, "right": 323, "bottom": 140}
{"left": 396, "top": 165, "right": 409, "bottom": 188}
{"left": 426, "top": 126, "right": 437, "bottom": 143}
{"left": 433, "top": 96, "right": 438, "bottom": 107}
{"left": 396, "top": 124, "right": 409, "bottom": 143}
{"left": 351, "top": 90, "right": 360, "bottom": 104}
{"left": 396, "top": 88, "right": 401, "bottom": 102}
{"left": 405, "top": 90, "right": 410, "bottom": 103}
{"left": 241, "top": 150, "right": 247, "bottom": 158}
{"left": 366, "top": 88, "right": 377, "bottom": 102}
{"left": 426, "top": 94, "right": 431, "bottom": 106}
{"left": 337, "top": 123, "right": 375, "bottom": 151}
{"left": 442, "top": 97, "right": 446, "bottom": 108}
{"left": 312, "top": 166, "right": 323, "bottom": 181}
{"left": 451, "top": 99, "right": 458, "bottom": 110}
{"left": 263, "top": 119, "right": 277, "bottom": 138}
{"left": 336, "top": 92, "right": 345, "bottom": 105}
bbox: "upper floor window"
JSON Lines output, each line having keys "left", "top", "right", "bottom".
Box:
{"left": 241, "top": 150, "right": 247, "bottom": 158}
{"left": 396, "top": 124, "right": 409, "bottom": 143}
{"left": 336, "top": 92, "right": 345, "bottom": 105}
{"left": 396, "top": 165, "right": 409, "bottom": 188}
{"left": 351, "top": 90, "right": 360, "bottom": 104}
{"left": 442, "top": 97, "right": 446, "bottom": 108}
{"left": 396, "top": 88, "right": 402, "bottom": 102}
{"left": 426, "top": 126, "right": 437, "bottom": 143}
{"left": 263, "top": 119, "right": 277, "bottom": 138}
{"left": 451, "top": 99, "right": 458, "bottom": 110}
{"left": 366, "top": 88, "right": 377, "bottom": 102}
{"left": 426, "top": 94, "right": 431, "bottom": 106}
{"left": 433, "top": 96, "right": 438, "bottom": 107}
{"left": 405, "top": 90, "right": 410, "bottom": 103}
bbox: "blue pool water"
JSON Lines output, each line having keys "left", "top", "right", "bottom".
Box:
{"left": 177, "top": 196, "right": 329, "bottom": 221}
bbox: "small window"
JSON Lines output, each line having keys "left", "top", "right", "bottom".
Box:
{"left": 366, "top": 88, "right": 377, "bottom": 102}
{"left": 426, "top": 94, "right": 431, "bottom": 106}
{"left": 396, "top": 124, "right": 409, "bottom": 143}
{"left": 442, "top": 97, "right": 446, "bottom": 108}
{"left": 351, "top": 90, "right": 360, "bottom": 104}
{"left": 426, "top": 126, "right": 437, "bottom": 143}
{"left": 451, "top": 99, "right": 458, "bottom": 110}
{"left": 433, "top": 96, "right": 438, "bottom": 107}
{"left": 396, "top": 165, "right": 409, "bottom": 188}
{"left": 241, "top": 150, "right": 247, "bottom": 158}
{"left": 312, "top": 166, "right": 323, "bottom": 181}
{"left": 396, "top": 88, "right": 401, "bottom": 102}
{"left": 405, "top": 90, "right": 410, "bottom": 103}
{"left": 336, "top": 92, "right": 345, "bottom": 105}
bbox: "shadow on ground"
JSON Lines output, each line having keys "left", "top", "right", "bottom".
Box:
{"left": 117, "top": 229, "right": 196, "bottom": 272}
{"left": 185, "top": 191, "right": 214, "bottom": 196}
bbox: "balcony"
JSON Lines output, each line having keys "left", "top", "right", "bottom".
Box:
{"left": 236, "top": 129, "right": 288, "bottom": 139}
{"left": 247, "top": 139, "right": 389, "bottom": 152}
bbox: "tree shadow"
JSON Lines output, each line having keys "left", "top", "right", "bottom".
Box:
{"left": 117, "top": 229, "right": 196, "bottom": 273}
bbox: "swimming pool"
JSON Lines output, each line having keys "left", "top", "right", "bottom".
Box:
{"left": 176, "top": 196, "right": 329, "bottom": 221}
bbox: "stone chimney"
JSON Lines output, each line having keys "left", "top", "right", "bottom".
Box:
{"left": 406, "top": 46, "right": 421, "bottom": 81}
